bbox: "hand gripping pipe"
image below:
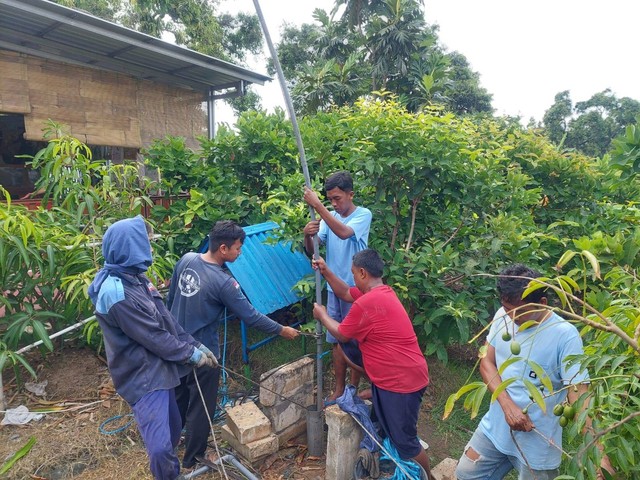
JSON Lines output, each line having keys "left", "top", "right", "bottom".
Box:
{"left": 251, "top": 0, "right": 325, "bottom": 456}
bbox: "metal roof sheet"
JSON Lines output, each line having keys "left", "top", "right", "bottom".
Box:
{"left": 0, "top": 0, "right": 271, "bottom": 95}
{"left": 200, "top": 222, "right": 313, "bottom": 315}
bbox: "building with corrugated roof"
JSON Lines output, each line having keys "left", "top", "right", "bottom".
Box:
{"left": 0, "top": 0, "right": 270, "bottom": 198}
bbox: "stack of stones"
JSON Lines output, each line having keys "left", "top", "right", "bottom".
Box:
{"left": 221, "top": 356, "right": 315, "bottom": 464}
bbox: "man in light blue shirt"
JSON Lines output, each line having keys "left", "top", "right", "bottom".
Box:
{"left": 303, "top": 171, "right": 372, "bottom": 404}
{"left": 456, "top": 264, "right": 612, "bottom": 479}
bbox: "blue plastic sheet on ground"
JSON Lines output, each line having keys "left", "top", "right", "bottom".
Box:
{"left": 379, "top": 437, "right": 422, "bottom": 480}
{"left": 336, "top": 384, "right": 380, "bottom": 452}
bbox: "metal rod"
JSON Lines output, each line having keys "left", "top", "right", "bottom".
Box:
{"left": 251, "top": 0, "right": 325, "bottom": 422}
{"left": 207, "top": 86, "right": 216, "bottom": 139}
{"left": 182, "top": 454, "right": 259, "bottom": 480}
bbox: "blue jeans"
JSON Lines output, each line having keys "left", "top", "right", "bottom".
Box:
{"left": 456, "top": 429, "right": 559, "bottom": 480}
{"left": 132, "top": 389, "right": 182, "bottom": 480}
{"left": 326, "top": 292, "right": 352, "bottom": 343}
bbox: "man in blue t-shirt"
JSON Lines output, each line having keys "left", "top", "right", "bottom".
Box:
{"left": 456, "top": 264, "right": 613, "bottom": 480}
{"left": 303, "top": 171, "right": 372, "bottom": 404}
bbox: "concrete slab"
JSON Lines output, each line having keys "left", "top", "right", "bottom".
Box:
{"left": 225, "top": 400, "right": 272, "bottom": 444}
{"left": 262, "top": 382, "right": 314, "bottom": 433}
{"left": 260, "top": 356, "right": 315, "bottom": 406}
{"left": 275, "top": 418, "right": 307, "bottom": 448}
{"left": 431, "top": 457, "right": 458, "bottom": 480}
{"left": 220, "top": 424, "right": 278, "bottom": 464}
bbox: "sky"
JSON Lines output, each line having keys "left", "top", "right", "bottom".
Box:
{"left": 215, "top": 0, "right": 640, "bottom": 126}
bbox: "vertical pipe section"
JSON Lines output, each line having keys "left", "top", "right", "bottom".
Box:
{"left": 207, "top": 87, "right": 215, "bottom": 140}
{"left": 251, "top": 0, "right": 325, "bottom": 456}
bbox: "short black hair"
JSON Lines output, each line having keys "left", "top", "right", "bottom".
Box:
{"left": 325, "top": 171, "right": 353, "bottom": 193}
{"left": 209, "top": 220, "right": 246, "bottom": 253}
{"left": 352, "top": 249, "right": 384, "bottom": 278}
{"left": 497, "top": 264, "right": 547, "bottom": 304}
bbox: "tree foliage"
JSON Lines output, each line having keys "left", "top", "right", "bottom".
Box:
{"left": 273, "top": 0, "right": 493, "bottom": 116}
{"left": 542, "top": 89, "right": 640, "bottom": 157}
{"left": 53, "top": 0, "right": 262, "bottom": 64}
{"left": 145, "top": 98, "right": 640, "bottom": 365}
{"left": 0, "top": 123, "right": 175, "bottom": 381}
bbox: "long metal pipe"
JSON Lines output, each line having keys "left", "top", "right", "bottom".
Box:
{"left": 182, "top": 454, "right": 259, "bottom": 480}
{"left": 207, "top": 86, "right": 215, "bottom": 139}
{"left": 251, "top": 0, "right": 325, "bottom": 435}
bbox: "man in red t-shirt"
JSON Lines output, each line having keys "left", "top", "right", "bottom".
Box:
{"left": 313, "top": 249, "right": 432, "bottom": 479}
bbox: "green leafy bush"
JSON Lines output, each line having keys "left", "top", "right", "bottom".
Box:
{"left": 143, "top": 98, "right": 640, "bottom": 361}
{"left": 0, "top": 125, "right": 175, "bottom": 382}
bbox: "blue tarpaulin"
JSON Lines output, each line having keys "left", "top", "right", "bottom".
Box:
{"left": 199, "top": 221, "right": 314, "bottom": 364}
{"left": 199, "top": 221, "right": 313, "bottom": 314}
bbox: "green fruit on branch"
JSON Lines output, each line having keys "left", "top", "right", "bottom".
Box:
{"left": 563, "top": 405, "right": 575, "bottom": 420}
{"left": 502, "top": 332, "right": 512, "bottom": 341}
{"left": 510, "top": 340, "right": 521, "bottom": 355}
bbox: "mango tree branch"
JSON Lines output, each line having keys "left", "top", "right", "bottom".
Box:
{"left": 478, "top": 273, "right": 640, "bottom": 355}
{"left": 405, "top": 189, "right": 426, "bottom": 252}
{"left": 575, "top": 410, "right": 640, "bottom": 461}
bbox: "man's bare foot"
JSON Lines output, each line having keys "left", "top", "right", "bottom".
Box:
{"left": 205, "top": 451, "right": 220, "bottom": 463}
{"left": 357, "top": 388, "right": 372, "bottom": 400}
{"left": 324, "top": 390, "right": 343, "bottom": 407}
{"left": 195, "top": 451, "right": 221, "bottom": 469}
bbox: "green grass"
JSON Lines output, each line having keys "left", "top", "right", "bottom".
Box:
{"left": 420, "top": 353, "right": 490, "bottom": 467}
{"left": 217, "top": 315, "right": 331, "bottom": 386}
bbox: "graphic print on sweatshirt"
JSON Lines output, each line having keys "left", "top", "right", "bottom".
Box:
{"left": 178, "top": 268, "right": 201, "bottom": 297}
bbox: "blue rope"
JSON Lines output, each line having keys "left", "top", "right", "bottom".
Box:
{"left": 99, "top": 413, "right": 134, "bottom": 435}
{"left": 379, "top": 437, "right": 422, "bottom": 480}
{"left": 212, "top": 309, "right": 231, "bottom": 422}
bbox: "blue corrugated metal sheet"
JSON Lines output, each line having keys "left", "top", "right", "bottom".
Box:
{"left": 199, "top": 221, "right": 313, "bottom": 314}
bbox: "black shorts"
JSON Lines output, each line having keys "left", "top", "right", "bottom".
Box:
{"left": 371, "top": 384, "right": 426, "bottom": 459}
{"left": 340, "top": 339, "right": 363, "bottom": 368}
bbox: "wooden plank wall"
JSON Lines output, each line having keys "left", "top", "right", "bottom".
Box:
{"left": 0, "top": 50, "right": 206, "bottom": 149}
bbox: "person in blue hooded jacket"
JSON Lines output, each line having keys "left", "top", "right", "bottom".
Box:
{"left": 88, "top": 216, "right": 216, "bottom": 480}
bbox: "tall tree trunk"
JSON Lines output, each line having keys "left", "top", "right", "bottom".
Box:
{"left": 405, "top": 193, "right": 423, "bottom": 252}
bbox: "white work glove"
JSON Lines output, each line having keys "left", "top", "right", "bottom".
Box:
{"left": 188, "top": 347, "right": 215, "bottom": 369}
{"left": 197, "top": 344, "right": 219, "bottom": 368}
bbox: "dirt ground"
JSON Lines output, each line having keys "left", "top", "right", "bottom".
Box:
{"left": 0, "top": 346, "right": 459, "bottom": 479}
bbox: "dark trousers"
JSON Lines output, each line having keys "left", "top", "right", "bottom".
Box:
{"left": 175, "top": 365, "right": 221, "bottom": 468}
{"left": 131, "top": 389, "right": 182, "bottom": 480}
{"left": 371, "top": 384, "right": 426, "bottom": 459}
